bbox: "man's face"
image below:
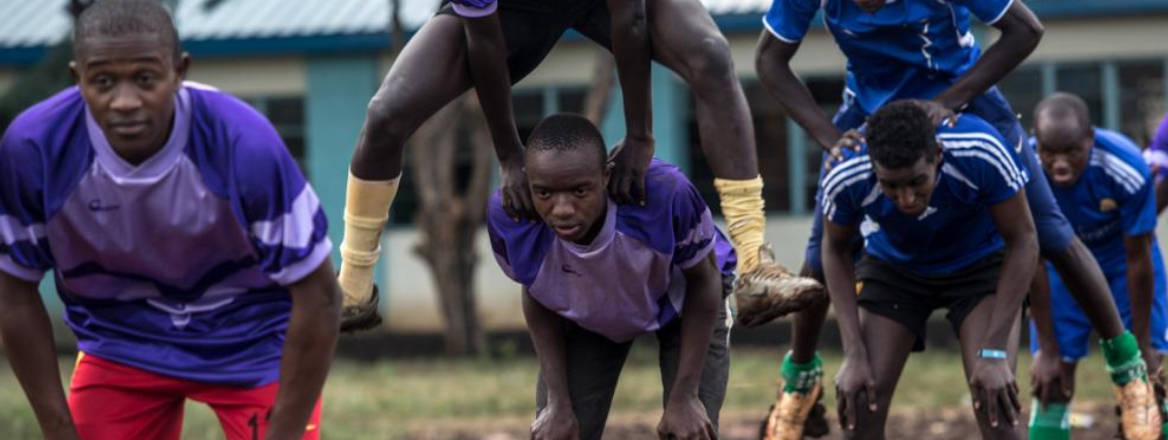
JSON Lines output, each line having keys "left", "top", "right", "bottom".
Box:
{"left": 71, "top": 33, "right": 187, "bottom": 164}
{"left": 1036, "top": 122, "right": 1092, "bottom": 188}
{"left": 874, "top": 149, "right": 941, "bottom": 218}
{"left": 852, "top": 0, "right": 887, "bottom": 13}
{"left": 526, "top": 147, "right": 610, "bottom": 244}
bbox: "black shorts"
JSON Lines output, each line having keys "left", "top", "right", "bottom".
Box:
{"left": 856, "top": 252, "right": 1004, "bottom": 352}
{"left": 437, "top": 0, "right": 611, "bottom": 83}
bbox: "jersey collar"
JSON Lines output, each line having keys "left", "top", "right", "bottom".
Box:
{"left": 84, "top": 87, "right": 192, "bottom": 183}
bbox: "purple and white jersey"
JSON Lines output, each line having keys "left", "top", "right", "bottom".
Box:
{"left": 1144, "top": 114, "right": 1168, "bottom": 183}
{"left": 487, "top": 160, "right": 735, "bottom": 343}
{"left": 0, "top": 83, "right": 331, "bottom": 387}
{"left": 451, "top": 0, "right": 497, "bottom": 17}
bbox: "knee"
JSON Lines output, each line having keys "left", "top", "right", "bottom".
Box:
{"left": 678, "top": 35, "right": 737, "bottom": 91}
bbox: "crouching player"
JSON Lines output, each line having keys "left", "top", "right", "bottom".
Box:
{"left": 822, "top": 101, "right": 1037, "bottom": 438}
{"left": 0, "top": 1, "right": 340, "bottom": 438}
{"left": 1028, "top": 93, "right": 1165, "bottom": 440}
{"left": 487, "top": 114, "right": 734, "bottom": 440}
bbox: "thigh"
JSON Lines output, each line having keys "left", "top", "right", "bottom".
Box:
{"left": 372, "top": 14, "right": 472, "bottom": 126}
{"left": 69, "top": 353, "right": 186, "bottom": 440}
{"left": 657, "top": 295, "right": 732, "bottom": 428}
{"left": 535, "top": 323, "right": 633, "bottom": 440}
{"left": 642, "top": 0, "right": 728, "bottom": 72}
{"left": 190, "top": 382, "right": 323, "bottom": 440}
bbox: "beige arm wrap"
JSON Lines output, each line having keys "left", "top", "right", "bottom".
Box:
{"left": 337, "top": 172, "right": 399, "bottom": 306}
{"left": 714, "top": 176, "right": 766, "bottom": 272}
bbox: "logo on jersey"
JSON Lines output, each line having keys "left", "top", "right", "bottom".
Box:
{"left": 87, "top": 199, "right": 120, "bottom": 212}
{"left": 1099, "top": 198, "right": 1118, "bottom": 212}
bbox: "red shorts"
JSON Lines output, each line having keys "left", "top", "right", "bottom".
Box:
{"left": 68, "top": 352, "right": 322, "bottom": 440}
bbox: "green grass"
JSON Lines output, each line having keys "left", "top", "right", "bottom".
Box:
{"left": 0, "top": 347, "right": 1118, "bottom": 439}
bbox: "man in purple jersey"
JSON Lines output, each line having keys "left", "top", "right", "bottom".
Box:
{"left": 1142, "top": 113, "right": 1168, "bottom": 214}
{"left": 0, "top": 1, "right": 340, "bottom": 439}
{"left": 487, "top": 114, "right": 735, "bottom": 440}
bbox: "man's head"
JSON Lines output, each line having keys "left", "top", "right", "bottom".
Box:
{"left": 852, "top": 0, "right": 887, "bottom": 13}
{"left": 1034, "top": 92, "right": 1094, "bottom": 187}
{"left": 866, "top": 100, "right": 943, "bottom": 217}
{"left": 524, "top": 114, "right": 610, "bottom": 244}
{"left": 71, "top": 0, "right": 189, "bottom": 165}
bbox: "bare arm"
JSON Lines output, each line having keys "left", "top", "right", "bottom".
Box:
{"left": 0, "top": 271, "right": 77, "bottom": 440}
{"left": 984, "top": 191, "right": 1039, "bottom": 350}
{"left": 1155, "top": 179, "right": 1168, "bottom": 215}
{"left": 606, "top": 0, "right": 652, "bottom": 143}
{"left": 755, "top": 33, "right": 841, "bottom": 151}
{"left": 1027, "top": 265, "right": 1060, "bottom": 355}
{"left": 265, "top": 261, "right": 342, "bottom": 440}
{"left": 522, "top": 287, "right": 582, "bottom": 439}
{"left": 462, "top": 11, "right": 534, "bottom": 218}
{"left": 933, "top": 1, "right": 1043, "bottom": 111}
{"left": 821, "top": 220, "right": 862, "bottom": 355}
{"left": 672, "top": 253, "right": 721, "bottom": 401}
{"left": 1124, "top": 234, "right": 1155, "bottom": 350}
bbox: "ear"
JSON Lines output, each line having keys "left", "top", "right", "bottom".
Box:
{"left": 175, "top": 52, "right": 191, "bottom": 82}
{"left": 932, "top": 143, "right": 943, "bottom": 163}
{"left": 68, "top": 60, "right": 79, "bottom": 83}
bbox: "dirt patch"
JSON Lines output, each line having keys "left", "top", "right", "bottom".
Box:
{"left": 403, "top": 404, "right": 1125, "bottom": 439}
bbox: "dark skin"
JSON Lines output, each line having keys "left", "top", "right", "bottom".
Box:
{"left": 350, "top": 0, "right": 758, "bottom": 213}
{"left": 1033, "top": 113, "right": 1161, "bottom": 391}
{"left": 1155, "top": 179, "right": 1168, "bottom": 215}
{"left": 824, "top": 151, "right": 1037, "bottom": 438}
{"left": 523, "top": 147, "right": 722, "bottom": 439}
{"left": 55, "top": 32, "right": 341, "bottom": 439}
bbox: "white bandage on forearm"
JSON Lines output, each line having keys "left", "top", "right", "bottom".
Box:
{"left": 338, "top": 172, "right": 399, "bottom": 305}
{"left": 714, "top": 176, "right": 766, "bottom": 272}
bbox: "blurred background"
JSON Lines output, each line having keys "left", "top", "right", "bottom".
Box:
{"left": 0, "top": 0, "right": 1166, "bottom": 438}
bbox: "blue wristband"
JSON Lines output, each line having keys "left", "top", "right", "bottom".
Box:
{"left": 978, "top": 348, "right": 1008, "bottom": 360}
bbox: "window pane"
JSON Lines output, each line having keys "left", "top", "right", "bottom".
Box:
{"left": 998, "top": 67, "right": 1043, "bottom": 134}
{"left": 1119, "top": 61, "right": 1165, "bottom": 145}
{"left": 1057, "top": 64, "right": 1104, "bottom": 127}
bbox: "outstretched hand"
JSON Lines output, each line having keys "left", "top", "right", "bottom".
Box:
{"left": 608, "top": 136, "right": 655, "bottom": 206}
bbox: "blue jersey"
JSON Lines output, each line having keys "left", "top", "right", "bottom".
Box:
{"left": 1033, "top": 129, "right": 1159, "bottom": 272}
{"left": 487, "top": 160, "right": 735, "bottom": 343}
{"left": 822, "top": 115, "right": 1028, "bottom": 275}
{"left": 0, "top": 83, "right": 332, "bottom": 387}
{"left": 763, "top": 0, "right": 1013, "bottom": 114}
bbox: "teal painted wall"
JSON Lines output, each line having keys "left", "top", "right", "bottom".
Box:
{"left": 305, "top": 55, "right": 380, "bottom": 269}
{"left": 599, "top": 62, "right": 691, "bottom": 173}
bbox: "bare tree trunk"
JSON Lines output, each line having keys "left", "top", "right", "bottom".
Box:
{"left": 582, "top": 49, "right": 616, "bottom": 125}
{"left": 408, "top": 95, "right": 492, "bottom": 356}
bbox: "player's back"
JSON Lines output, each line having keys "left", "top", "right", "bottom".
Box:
{"left": 0, "top": 83, "right": 331, "bottom": 387}
{"left": 487, "top": 159, "right": 734, "bottom": 342}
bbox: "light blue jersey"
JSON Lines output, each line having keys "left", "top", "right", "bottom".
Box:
{"left": 1028, "top": 129, "right": 1168, "bottom": 360}
{"left": 822, "top": 114, "right": 1027, "bottom": 275}
{"left": 763, "top": 0, "right": 1013, "bottom": 114}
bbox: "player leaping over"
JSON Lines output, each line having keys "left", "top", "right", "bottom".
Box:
{"left": 336, "top": 0, "right": 820, "bottom": 332}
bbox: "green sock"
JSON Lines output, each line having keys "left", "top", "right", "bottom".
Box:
{"left": 781, "top": 352, "right": 823, "bottom": 393}
{"left": 1100, "top": 331, "right": 1147, "bottom": 385}
{"left": 1028, "top": 399, "right": 1070, "bottom": 440}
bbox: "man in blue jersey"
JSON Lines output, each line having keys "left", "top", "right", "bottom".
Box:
{"left": 753, "top": 1, "right": 1142, "bottom": 437}
{"left": 0, "top": 1, "right": 340, "bottom": 439}
{"left": 1028, "top": 93, "right": 1165, "bottom": 440}
{"left": 487, "top": 114, "right": 736, "bottom": 440}
{"left": 822, "top": 101, "right": 1036, "bottom": 439}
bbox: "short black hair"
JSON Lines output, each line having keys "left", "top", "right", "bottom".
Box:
{"left": 525, "top": 113, "right": 607, "bottom": 171}
{"left": 866, "top": 100, "right": 938, "bottom": 169}
{"left": 74, "top": 0, "right": 181, "bottom": 62}
{"left": 1034, "top": 92, "right": 1091, "bottom": 137}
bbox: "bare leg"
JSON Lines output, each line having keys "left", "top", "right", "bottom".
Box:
{"left": 349, "top": 15, "right": 473, "bottom": 180}
{"left": 645, "top": 0, "right": 758, "bottom": 180}
{"left": 956, "top": 295, "right": 1024, "bottom": 439}
{"left": 847, "top": 309, "right": 917, "bottom": 440}
{"left": 791, "top": 262, "right": 829, "bottom": 363}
